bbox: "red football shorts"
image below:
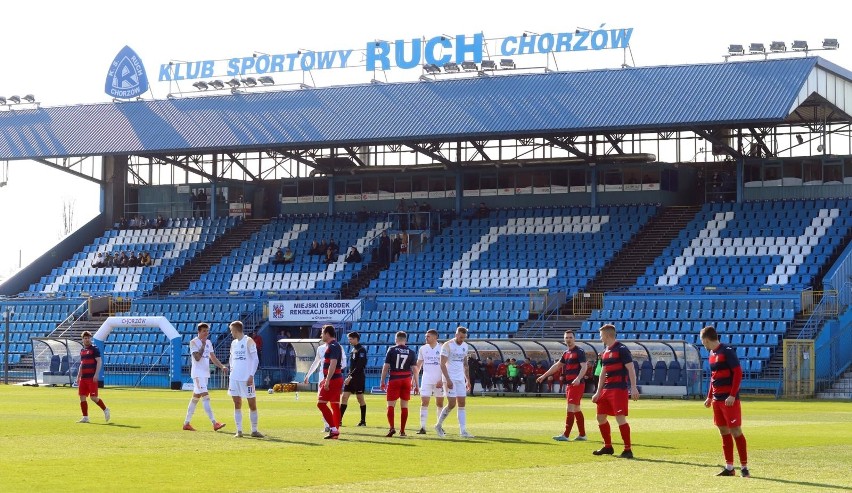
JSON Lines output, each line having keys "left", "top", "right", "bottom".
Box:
{"left": 596, "top": 388, "right": 629, "bottom": 416}
{"left": 712, "top": 399, "right": 743, "bottom": 427}
{"left": 386, "top": 378, "right": 412, "bottom": 401}
{"left": 318, "top": 377, "right": 343, "bottom": 402}
{"left": 566, "top": 382, "right": 584, "bottom": 405}
{"left": 78, "top": 379, "right": 99, "bottom": 397}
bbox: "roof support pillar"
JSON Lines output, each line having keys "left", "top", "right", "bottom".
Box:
{"left": 455, "top": 170, "right": 463, "bottom": 216}
{"left": 590, "top": 165, "right": 598, "bottom": 208}
{"left": 102, "top": 155, "right": 128, "bottom": 228}
{"left": 328, "top": 176, "right": 336, "bottom": 216}
{"left": 736, "top": 158, "right": 744, "bottom": 204}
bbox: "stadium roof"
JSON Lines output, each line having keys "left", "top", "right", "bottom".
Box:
{"left": 1, "top": 56, "right": 852, "bottom": 161}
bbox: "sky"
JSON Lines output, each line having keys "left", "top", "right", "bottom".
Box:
{"left": 1, "top": 0, "right": 851, "bottom": 278}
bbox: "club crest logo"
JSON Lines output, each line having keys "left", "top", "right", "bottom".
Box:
{"left": 105, "top": 46, "right": 149, "bottom": 99}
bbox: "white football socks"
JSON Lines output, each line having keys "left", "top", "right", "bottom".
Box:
{"left": 184, "top": 397, "right": 199, "bottom": 425}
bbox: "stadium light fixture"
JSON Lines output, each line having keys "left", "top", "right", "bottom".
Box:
{"left": 0, "top": 97, "right": 5, "bottom": 105}
{"left": 823, "top": 38, "right": 839, "bottom": 50}
{"left": 769, "top": 41, "right": 786, "bottom": 52}
{"left": 242, "top": 77, "right": 258, "bottom": 87}
{"left": 499, "top": 58, "right": 516, "bottom": 69}
{"left": 442, "top": 62, "right": 460, "bottom": 73}
{"left": 258, "top": 76, "right": 275, "bottom": 85}
{"left": 792, "top": 40, "right": 808, "bottom": 51}
{"left": 298, "top": 83, "right": 313, "bottom": 89}
{"left": 192, "top": 81, "right": 209, "bottom": 91}
{"left": 727, "top": 44, "right": 745, "bottom": 55}
{"left": 422, "top": 63, "right": 441, "bottom": 74}
{"left": 481, "top": 60, "right": 497, "bottom": 71}
{"left": 8, "top": 95, "right": 20, "bottom": 104}
{"left": 461, "top": 61, "right": 478, "bottom": 72}
{"left": 209, "top": 80, "right": 225, "bottom": 90}
{"left": 226, "top": 78, "right": 241, "bottom": 88}
{"left": 749, "top": 43, "right": 765, "bottom": 54}
{"left": 418, "top": 75, "right": 432, "bottom": 82}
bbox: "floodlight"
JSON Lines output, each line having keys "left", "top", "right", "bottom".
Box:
{"left": 258, "top": 76, "right": 274, "bottom": 85}
{"left": 418, "top": 75, "right": 432, "bottom": 82}
{"left": 796, "top": 135, "right": 804, "bottom": 145}
{"left": 192, "top": 81, "right": 209, "bottom": 91}
{"left": 299, "top": 83, "right": 313, "bottom": 89}
{"left": 0, "top": 97, "right": 5, "bottom": 105}
{"left": 461, "top": 61, "right": 478, "bottom": 72}
{"left": 823, "top": 38, "right": 839, "bottom": 50}
{"left": 422, "top": 63, "right": 441, "bottom": 74}
{"left": 499, "top": 58, "right": 515, "bottom": 69}
{"left": 8, "top": 95, "right": 20, "bottom": 104}
{"left": 727, "top": 44, "right": 745, "bottom": 55}
{"left": 749, "top": 43, "right": 765, "bottom": 54}
{"left": 443, "top": 62, "right": 460, "bottom": 73}
{"left": 242, "top": 77, "right": 257, "bottom": 87}
{"left": 481, "top": 60, "right": 497, "bottom": 71}
{"left": 792, "top": 40, "right": 808, "bottom": 51}
{"left": 769, "top": 41, "right": 786, "bottom": 52}
{"left": 209, "top": 80, "right": 225, "bottom": 90}
{"left": 22, "top": 94, "right": 35, "bottom": 103}
{"left": 226, "top": 78, "right": 241, "bottom": 88}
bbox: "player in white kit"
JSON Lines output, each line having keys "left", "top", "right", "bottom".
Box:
{"left": 183, "top": 322, "right": 228, "bottom": 431}
{"left": 303, "top": 339, "right": 347, "bottom": 431}
{"left": 228, "top": 320, "right": 263, "bottom": 438}
{"left": 414, "top": 328, "right": 445, "bottom": 434}
{"left": 435, "top": 326, "right": 474, "bottom": 438}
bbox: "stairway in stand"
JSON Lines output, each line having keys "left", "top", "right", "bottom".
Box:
{"left": 154, "top": 218, "right": 270, "bottom": 295}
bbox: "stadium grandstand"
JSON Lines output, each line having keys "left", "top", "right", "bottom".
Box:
{"left": 1, "top": 55, "right": 851, "bottom": 399}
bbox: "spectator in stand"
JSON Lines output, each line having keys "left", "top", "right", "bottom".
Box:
{"left": 397, "top": 198, "right": 407, "bottom": 212}
{"left": 357, "top": 206, "right": 369, "bottom": 223}
{"left": 308, "top": 240, "right": 322, "bottom": 256}
{"left": 476, "top": 202, "right": 490, "bottom": 219}
{"left": 282, "top": 248, "right": 295, "bottom": 265}
{"left": 128, "top": 252, "right": 140, "bottom": 268}
{"left": 138, "top": 214, "right": 147, "bottom": 228}
{"left": 93, "top": 253, "right": 105, "bottom": 268}
{"left": 345, "top": 246, "right": 362, "bottom": 263}
{"left": 198, "top": 190, "right": 208, "bottom": 219}
{"left": 496, "top": 360, "right": 508, "bottom": 391}
{"left": 399, "top": 232, "right": 408, "bottom": 256}
{"left": 118, "top": 217, "right": 128, "bottom": 229}
{"left": 506, "top": 358, "right": 520, "bottom": 392}
{"left": 378, "top": 231, "right": 391, "bottom": 265}
{"left": 324, "top": 247, "right": 336, "bottom": 265}
{"left": 156, "top": 214, "right": 166, "bottom": 228}
{"left": 391, "top": 234, "right": 401, "bottom": 262}
{"left": 520, "top": 359, "right": 536, "bottom": 392}
{"left": 129, "top": 216, "right": 138, "bottom": 228}
{"left": 140, "top": 252, "right": 152, "bottom": 267}
{"left": 328, "top": 238, "right": 339, "bottom": 256}
{"left": 468, "top": 357, "right": 482, "bottom": 393}
{"left": 319, "top": 239, "right": 329, "bottom": 256}
{"left": 271, "top": 248, "right": 286, "bottom": 265}
{"left": 102, "top": 252, "right": 114, "bottom": 268}
{"left": 116, "top": 252, "right": 129, "bottom": 268}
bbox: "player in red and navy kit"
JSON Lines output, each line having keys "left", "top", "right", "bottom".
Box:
{"left": 537, "top": 330, "right": 588, "bottom": 441}
{"left": 591, "top": 324, "right": 638, "bottom": 458}
{"left": 701, "top": 325, "right": 749, "bottom": 478}
{"left": 380, "top": 331, "right": 417, "bottom": 437}
{"left": 316, "top": 325, "right": 344, "bottom": 439}
{"left": 77, "top": 331, "right": 110, "bottom": 423}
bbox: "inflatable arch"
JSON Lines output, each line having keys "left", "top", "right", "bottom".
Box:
{"left": 93, "top": 316, "right": 183, "bottom": 388}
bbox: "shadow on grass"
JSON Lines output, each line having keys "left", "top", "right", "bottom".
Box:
{"left": 633, "top": 458, "right": 850, "bottom": 489}
{"left": 88, "top": 422, "right": 142, "bottom": 429}
{"left": 245, "top": 436, "right": 322, "bottom": 447}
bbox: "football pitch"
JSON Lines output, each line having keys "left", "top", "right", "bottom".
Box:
{"left": 0, "top": 386, "right": 849, "bottom": 493}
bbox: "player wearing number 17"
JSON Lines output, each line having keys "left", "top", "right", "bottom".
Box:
{"left": 380, "top": 331, "right": 417, "bottom": 437}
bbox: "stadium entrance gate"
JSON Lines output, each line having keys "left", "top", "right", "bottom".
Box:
{"left": 93, "top": 316, "right": 183, "bottom": 389}
{"left": 783, "top": 339, "right": 815, "bottom": 398}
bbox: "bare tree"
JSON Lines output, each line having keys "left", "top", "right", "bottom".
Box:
{"left": 60, "top": 198, "right": 76, "bottom": 238}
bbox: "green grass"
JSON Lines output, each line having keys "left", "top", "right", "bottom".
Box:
{"left": 0, "top": 386, "right": 849, "bottom": 492}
